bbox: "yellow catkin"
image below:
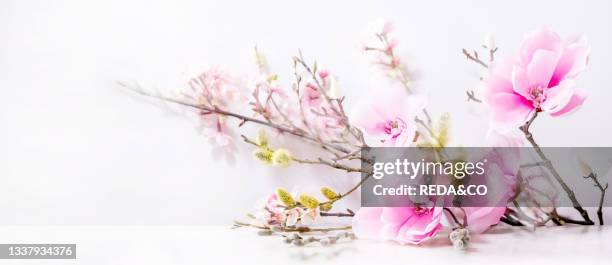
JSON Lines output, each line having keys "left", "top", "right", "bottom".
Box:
{"left": 320, "top": 187, "right": 339, "bottom": 200}
{"left": 276, "top": 188, "right": 295, "bottom": 208}
{"left": 253, "top": 148, "right": 273, "bottom": 164}
{"left": 271, "top": 149, "right": 292, "bottom": 167}
{"left": 298, "top": 194, "right": 320, "bottom": 209}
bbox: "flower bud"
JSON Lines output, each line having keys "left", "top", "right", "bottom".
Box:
{"left": 254, "top": 46, "right": 270, "bottom": 75}
{"left": 320, "top": 187, "right": 339, "bottom": 200}
{"left": 577, "top": 157, "right": 593, "bottom": 176}
{"left": 266, "top": 74, "right": 278, "bottom": 83}
{"left": 272, "top": 148, "right": 292, "bottom": 167}
{"left": 256, "top": 128, "right": 269, "bottom": 147}
{"left": 483, "top": 33, "right": 496, "bottom": 50}
{"left": 326, "top": 76, "right": 342, "bottom": 99}
{"left": 449, "top": 228, "right": 470, "bottom": 250}
{"left": 276, "top": 188, "right": 296, "bottom": 208}
{"left": 298, "top": 194, "right": 320, "bottom": 209}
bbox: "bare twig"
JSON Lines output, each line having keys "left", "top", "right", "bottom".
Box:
{"left": 583, "top": 172, "right": 608, "bottom": 225}
{"left": 519, "top": 111, "right": 594, "bottom": 225}
{"left": 292, "top": 157, "right": 367, "bottom": 174}
{"left": 320, "top": 209, "right": 355, "bottom": 217}
{"left": 501, "top": 215, "right": 524, "bottom": 226}
{"left": 462, "top": 49, "right": 488, "bottom": 68}
{"left": 233, "top": 221, "right": 352, "bottom": 232}
{"left": 466, "top": 90, "right": 482, "bottom": 103}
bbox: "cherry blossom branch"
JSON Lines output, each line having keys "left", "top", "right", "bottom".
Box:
{"left": 120, "top": 81, "right": 353, "bottom": 154}
{"left": 364, "top": 28, "right": 432, "bottom": 124}
{"left": 519, "top": 111, "right": 594, "bottom": 225}
{"left": 293, "top": 53, "right": 367, "bottom": 147}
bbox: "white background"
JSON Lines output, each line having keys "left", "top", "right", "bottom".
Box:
{"left": 1, "top": 0, "right": 611, "bottom": 225}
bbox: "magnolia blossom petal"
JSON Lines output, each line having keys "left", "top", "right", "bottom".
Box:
{"left": 541, "top": 80, "right": 576, "bottom": 113}
{"left": 486, "top": 129, "right": 524, "bottom": 147}
{"left": 352, "top": 207, "right": 384, "bottom": 238}
{"left": 550, "top": 35, "right": 590, "bottom": 87}
{"left": 353, "top": 207, "right": 442, "bottom": 245}
{"left": 519, "top": 27, "right": 562, "bottom": 64}
{"left": 550, "top": 89, "right": 587, "bottom": 117}
{"left": 485, "top": 58, "right": 516, "bottom": 96}
{"left": 526, "top": 50, "right": 559, "bottom": 88}
{"left": 489, "top": 93, "right": 533, "bottom": 131}
{"left": 511, "top": 67, "right": 530, "bottom": 99}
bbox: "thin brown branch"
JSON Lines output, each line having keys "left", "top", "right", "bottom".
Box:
{"left": 501, "top": 215, "right": 524, "bottom": 226}
{"left": 519, "top": 111, "right": 594, "bottom": 225}
{"left": 466, "top": 90, "right": 482, "bottom": 103}
{"left": 462, "top": 48, "right": 488, "bottom": 68}
{"left": 320, "top": 209, "right": 355, "bottom": 217}
{"left": 233, "top": 221, "right": 351, "bottom": 233}
{"left": 292, "top": 157, "right": 367, "bottom": 174}
{"left": 583, "top": 172, "right": 608, "bottom": 225}
{"left": 120, "top": 82, "right": 352, "bottom": 154}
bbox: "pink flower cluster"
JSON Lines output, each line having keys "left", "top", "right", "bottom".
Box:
{"left": 187, "top": 68, "right": 246, "bottom": 146}
{"left": 251, "top": 194, "right": 320, "bottom": 228}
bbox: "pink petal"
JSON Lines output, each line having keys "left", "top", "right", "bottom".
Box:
{"left": 550, "top": 89, "right": 587, "bottom": 117}
{"left": 511, "top": 66, "right": 530, "bottom": 99}
{"left": 488, "top": 93, "right": 534, "bottom": 131}
{"left": 352, "top": 207, "right": 384, "bottom": 239}
{"left": 485, "top": 58, "right": 516, "bottom": 96}
{"left": 549, "top": 35, "right": 590, "bottom": 87}
{"left": 541, "top": 80, "right": 576, "bottom": 113}
{"left": 464, "top": 207, "right": 505, "bottom": 234}
{"left": 526, "top": 50, "right": 559, "bottom": 88}
{"left": 381, "top": 207, "right": 413, "bottom": 224}
{"left": 519, "top": 27, "right": 562, "bottom": 65}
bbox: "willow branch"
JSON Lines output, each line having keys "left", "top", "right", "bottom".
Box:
{"left": 233, "top": 221, "right": 351, "bottom": 232}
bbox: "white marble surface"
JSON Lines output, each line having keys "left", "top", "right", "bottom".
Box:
{"left": 0, "top": 225, "right": 610, "bottom": 264}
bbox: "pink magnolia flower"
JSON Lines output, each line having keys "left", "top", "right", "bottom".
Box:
{"left": 484, "top": 27, "right": 589, "bottom": 131}
{"left": 352, "top": 206, "right": 443, "bottom": 245}
{"left": 353, "top": 88, "right": 426, "bottom": 147}
{"left": 455, "top": 148, "right": 520, "bottom": 234}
